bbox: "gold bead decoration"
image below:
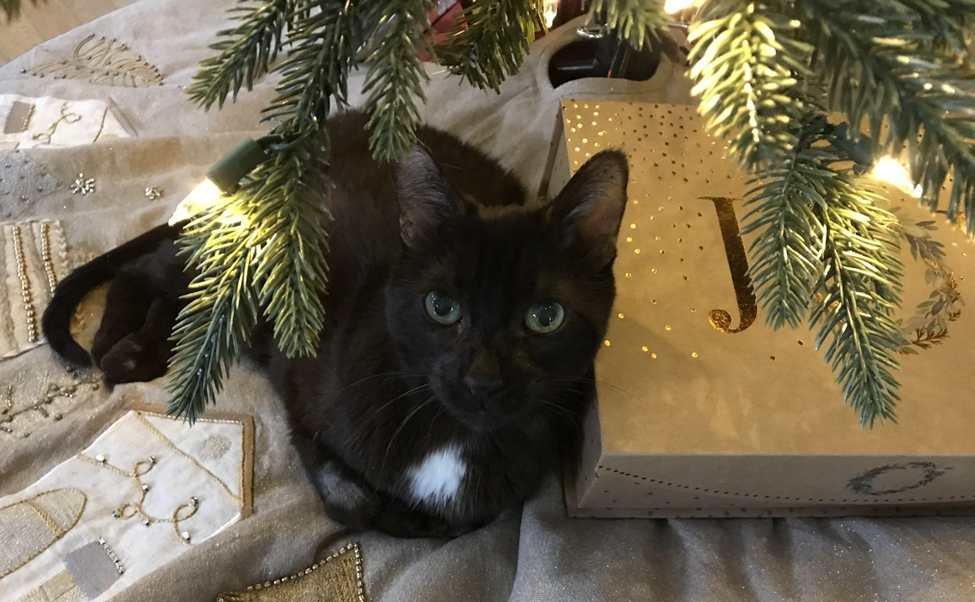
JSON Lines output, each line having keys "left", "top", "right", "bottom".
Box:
{"left": 39, "top": 222, "right": 59, "bottom": 296}
{"left": 12, "top": 225, "right": 37, "bottom": 343}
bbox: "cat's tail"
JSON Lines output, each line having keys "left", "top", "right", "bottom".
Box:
{"left": 42, "top": 223, "right": 182, "bottom": 366}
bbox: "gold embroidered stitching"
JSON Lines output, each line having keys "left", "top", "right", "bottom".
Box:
{"left": 29, "top": 34, "right": 165, "bottom": 88}
{"left": 22, "top": 499, "right": 61, "bottom": 535}
{"left": 77, "top": 453, "right": 202, "bottom": 544}
{"left": 31, "top": 103, "right": 82, "bottom": 145}
{"left": 0, "top": 370, "right": 100, "bottom": 438}
{"left": 12, "top": 224, "right": 37, "bottom": 343}
{"left": 216, "top": 542, "right": 367, "bottom": 602}
{"left": 0, "top": 489, "right": 88, "bottom": 580}
{"left": 91, "top": 106, "right": 110, "bottom": 144}
{"left": 133, "top": 411, "right": 241, "bottom": 504}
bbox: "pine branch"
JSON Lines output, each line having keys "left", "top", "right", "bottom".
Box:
{"left": 251, "top": 139, "right": 332, "bottom": 357}
{"left": 261, "top": 0, "right": 368, "bottom": 130}
{"left": 689, "top": 0, "right": 812, "bottom": 166}
{"left": 742, "top": 132, "right": 828, "bottom": 328}
{"left": 438, "top": 0, "right": 544, "bottom": 90}
{"left": 793, "top": 0, "right": 975, "bottom": 232}
{"left": 187, "top": 0, "right": 296, "bottom": 110}
{"left": 590, "top": 0, "right": 666, "bottom": 50}
{"left": 169, "top": 137, "right": 331, "bottom": 420}
{"left": 810, "top": 174, "right": 904, "bottom": 427}
{"left": 896, "top": 0, "right": 975, "bottom": 56}
{"left": 168, "top": 199, "right": 260, "bottom": 421}
{"left": 363, "top": 0, "right": 432, "bottom": 161}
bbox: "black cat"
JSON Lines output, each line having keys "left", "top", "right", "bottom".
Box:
{"left": 42, "top": 111, "right": 628, "bottom": 537}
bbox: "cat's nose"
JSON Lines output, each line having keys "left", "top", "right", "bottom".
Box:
{"left": 463, "top": 375, "right": 504, "bottom": 400}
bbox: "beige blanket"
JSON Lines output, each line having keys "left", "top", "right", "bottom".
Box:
{"left": 1, "top": 2, "right": 973, "bottom": 601}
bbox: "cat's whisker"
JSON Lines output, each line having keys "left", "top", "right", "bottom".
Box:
{"left": 346, "top": 383, "right": 432, "bottom": 447}
{"left": 378, "top": 395, "right": 436, "bottom": 474}
{"left": 337, "top": 370, "right": 428, "bottom": 394}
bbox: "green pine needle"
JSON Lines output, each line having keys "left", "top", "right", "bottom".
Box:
{"left": 438, "top": 0, "right": 544, "bottom": 91}
{"left": 590, "top": 0, "right": 665, "bottom": 50}
{"left": 793, "top": 0, "right": 975, "bottom": 233}
{"left": 362, "top": 0, "right": 432, "bottom": 161}
{"left": 251, "top": 140, "right": 332, "bottom": 357}
{"left": 810, "top": 175, "right": 904, "bottom": 427}
{"left": 742, "top": 140, "right": 828, "bottom": 329}
{"left": 186, "top": 0, "right": 295, "bottom": 110}
{"left": 168, "top": 137, "right": 331, "bottom": 421}
{"left": 262, "top": 0, "right": 367, "bottom": 130}
{"left": 168, "top": 198, "right": 260, "bottom": 422}
{"left": 689, "top": 0, "right": 812, "bottom": 167}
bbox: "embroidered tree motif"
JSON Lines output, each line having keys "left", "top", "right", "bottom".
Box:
{"left": 29, "top": 34, "right": 165, "bottom": 88}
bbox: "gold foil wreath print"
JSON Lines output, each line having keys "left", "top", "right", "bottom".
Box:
{"left": 29, "top": 34, "right": 165, "bottom": 88}
{"left": 898, "top": 217, "right": 964, "bottom": 352}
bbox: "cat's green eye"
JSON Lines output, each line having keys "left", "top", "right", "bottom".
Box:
{"left": 525, "top": 301, "right": 565, "bottom": 334}
{"left": 424, "top": 291, "right": 462, "bottom": 325}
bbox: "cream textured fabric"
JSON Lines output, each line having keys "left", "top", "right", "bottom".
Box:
{"left": 0, "top": 409, "right": 252, "bottom": 601}
{"left": 0, "top": 3, "right": 974, "bottom": 602}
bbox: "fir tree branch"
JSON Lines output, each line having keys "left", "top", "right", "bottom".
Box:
{"left": 742, "top": 132, "right": 828, "bottom": 328}
{"left": 792, "top": 0, "right": 975, "bottom": 232}
{"left": 169, "top": 136, "right": 331, "bottom": 420}
{"left": 261, "top": 0, "right": 367, "bottom": 131}
{"left": 438, "top": 0, "right": 544, "bottom": 90}
{"left": 590, "top": 0, "right": 666, "bottom": 50}
{"left": 810, "top": 174, "right": 904, "bottom": 427}
{"left": 187, "top": 0, "right": 296, "bottom": 110}
{"left": 689, "top": 0, "right": 812, "bottom": 166}
{"left": 168, "top": 199, "right": 260, "bottom": 421}
{"left": 363, "top": 0, "right": 432, "bottom": 161}
{"left": 251, "top": 139, "right": 332, "bottom": 357}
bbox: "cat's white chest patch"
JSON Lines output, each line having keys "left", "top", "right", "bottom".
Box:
{"left": 407, "top": 447, "right": 466, "bottom": 507}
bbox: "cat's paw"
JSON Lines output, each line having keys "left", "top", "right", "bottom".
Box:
{"left": 99, "top": 335, "right": 169, "bottom": 384}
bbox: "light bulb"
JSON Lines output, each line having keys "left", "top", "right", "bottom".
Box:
{"left": 871, "top": 156, "right": 923, "bottom": 198}
{"left": 664, "top": 0, "right": 695, "bottom": 14}
{"left": 169, "top": 178, "right": 223, "bottom": 225}
{"left": 543, "top": 0, "right": 559, "bottom": 28}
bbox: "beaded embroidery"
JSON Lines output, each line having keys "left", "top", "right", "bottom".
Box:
{"left": 0, "top": 220, "right": 69, "bottom": 357}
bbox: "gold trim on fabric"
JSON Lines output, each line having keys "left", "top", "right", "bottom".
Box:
{"left": 216, "top": 543, "right": 366, "bottom": 602}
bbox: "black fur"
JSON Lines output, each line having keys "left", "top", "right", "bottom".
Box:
{"left": 41, "top": 223, "right": 189, "bottom": 382}
{"left": 42, "top": 111, "right": 628, "bottom": 537}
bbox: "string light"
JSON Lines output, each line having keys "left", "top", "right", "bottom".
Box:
{"left": 871, "top": 156, "right": 923, "bottom": 198}
{"left": 664, "top": 0, "right": 695, "bottom": 14}
{"left": 543, "top": 0, "right": 559, "bottom": 28}
{"left": 169, "top": 137, "right": 270, "bottom": 225}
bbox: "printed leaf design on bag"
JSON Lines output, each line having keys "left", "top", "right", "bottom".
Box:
{"left": 896, "top": 217, "right": 964, "bottom": 354}
{"left": 29, "top": 34, "right": 165, "bottom": 88}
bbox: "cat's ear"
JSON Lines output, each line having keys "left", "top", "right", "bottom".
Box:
{"left": 395, "top": 144, "right": 456, "bottom": 249}
{"left": 549, "top": 150, "right": 629, "bottom": 267}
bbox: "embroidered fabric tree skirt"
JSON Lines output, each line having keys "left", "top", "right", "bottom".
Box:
{"left": 548, "top": 99, "right": 975, "bottom": 519}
